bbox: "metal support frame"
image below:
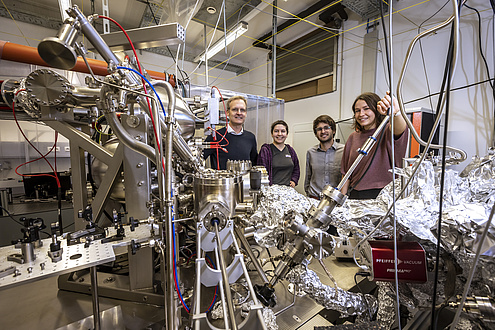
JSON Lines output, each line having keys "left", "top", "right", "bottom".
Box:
{"left": 192, "top": 220, "right": 268, "bottom": 329}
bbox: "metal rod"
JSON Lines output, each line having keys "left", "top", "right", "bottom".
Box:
{"left": 67, "top": 6, "right": 120, "bottom": 66}
{"left": 275, "top": 291, "right": 296, "bottom": 316}
{"left": 233, "top": 226, "right": 269, "bottom": 284}
{"left": 318, "top": 259, "right": 338, "bottom": 288}
{"left": 214, "top": 246, "right": 230, "bottom": 328}
{"left": 337, "top": 115, "right": 390, "bottom": 190}
{"left": 194, "top": 231, "right": 202, "bottom": 329}
{"left": 204, "top": 24, "right": 208, "bottom": 86}
{"left": 449, "top": 202, "right": 495, "bottom": 329}
{"left": 162, "top": 81, "right": 177, "bottom": 330}
{"left": 172, "top": 217, "right": 194, "bottom": 223}
{"left": 272, "top": 0, "right": 277, "bottom": 97}
{"left": 214, "top": 222, "right": 237, "bottom": 330}
{"left": 90, "top": 266, "right": 101, "bottom": 330}
{"left": 67, "top": 5, "right": 139, "bottom": 85}
{"left": 230, "top": 231, "right": 268, "bottom": 330}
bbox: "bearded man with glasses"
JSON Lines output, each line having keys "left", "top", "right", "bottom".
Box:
{"left": 304, "top": 114, "right": 344, "bottom": 200}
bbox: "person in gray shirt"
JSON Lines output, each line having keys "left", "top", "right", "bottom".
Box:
{"left": 304, "top": 115, "right": 344, "bottom": 199}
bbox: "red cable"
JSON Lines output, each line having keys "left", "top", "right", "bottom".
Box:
{"left": 12, "top": 91, "right": 60, "bottom": 187}
{"left": 173, "top": 247, "right": 190, "bottom": 312}
{"left": 99, "top": 17, "right": 191, "bottom": 311}
{"left": 181, "top": 252, "right": 218, "bottom": 313}
{"left": 54, "top": 131, "right": 58, "bottom": 173}
{"left": 100, "top": 15, "right": 166, "bottom": 174}
{"left": 210, "top": 86, "right": 230, "bottom": 169}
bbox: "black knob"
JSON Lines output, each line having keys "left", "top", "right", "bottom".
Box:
{"left": 130, "top": 240, "right": 141, "bottom": 255}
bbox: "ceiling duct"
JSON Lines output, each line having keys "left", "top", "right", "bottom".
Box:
{"left": 319, "top": 3, "right": 348, "bottom": 25}
{"left": 341, "top": 0, "right": 388, "bottom": 20}
{"left": 192, "top": 0, "right": 261, "bottom": 30}
{"left": 252, "top": 0, "right": 341, "bottom": 50}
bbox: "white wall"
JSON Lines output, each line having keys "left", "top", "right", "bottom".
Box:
{"left": 285, "top": 0, "right": 494, "bottom": 184}
{"left": 376, "top": 0, "right": 494, "bottom": 171}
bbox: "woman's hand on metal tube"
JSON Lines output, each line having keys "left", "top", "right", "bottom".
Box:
{"left": 377, "top": 91, "right": 399, "bottom": 116}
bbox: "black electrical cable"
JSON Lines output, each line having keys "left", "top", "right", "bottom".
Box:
{"left": 417, "top": 0, "right": 451, "bottom": 112}
{"left": 145, "top": 0, "right": 189, "bottom": 84}
{"left": 404, "top": 78, "right": 495, "bottom": 105}
{"left": 463, "top": 3, "right": 495, "bottom": 146}
{"left": 431, "top": 62, "right": 453, "bottom": 330}
{"left": 379, "top": 0, "right": 392, "bottom": 89}
{"left": 463, "top": 4, "right": 495, "bottom": 91}
{"left": 265, "top": 247, "right": 277, "bottom": 271}
{"left": 379, "top": 1, "right": 402, "bottom": 328}
{"left": 0, "top": 206, "right": 52, "bottom": 238}
{"left": 0, "top": 205, "right": 24, "bottom": 226}
{"left": 354, "top": 272, "right": 373, "bottom": 321}
{"left": 87, "top": 152, "right": 97, "bottom": 193}
{"left": 430, "top": 5, "right": 460, "bottom": 328}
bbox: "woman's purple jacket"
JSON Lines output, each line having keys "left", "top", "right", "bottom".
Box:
{"left": 257, "top": 143, "right": 300, "bottom": 185}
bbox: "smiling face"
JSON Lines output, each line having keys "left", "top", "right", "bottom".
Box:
{"left": 271, "top": 124, "right": 288, "bottom": 145}
{"left": 227, "top": 99, "right": 247, "bottom": 127}
{"left": 315, "top": 122, "right": 334, "bottom": 144}
{"left": 354, "top": 99, "right": 377, "bottom": 130}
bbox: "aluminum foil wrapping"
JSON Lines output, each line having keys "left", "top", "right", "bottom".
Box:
{"left": 210, "top": 301, "right": 223, "bottom": 320}
{"left": 240, "top": 300, "right": 254, "bottom": 319}
{"left": 248, "top": 155, "right": 495, "bottom": 326}
{"left": 286, "top": 265, "right": 377, "bottom": 318}
{"left": 262, "top": 307, "right": 279, "bottom": 330}
{"left": 348, "top": 157, "right": 495, "bottom": 328}
{"left": 376, "top": 282, "right": 396, "bottom": 327}
{"left": 211, "top": 300, "right": 278, "bottom": 330}
{"left": 249, "top": 185, "right": 315, "bottom": 247}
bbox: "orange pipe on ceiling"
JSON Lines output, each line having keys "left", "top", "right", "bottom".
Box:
{"left": 0, "top": 40, "right": 166, "bottom": 81}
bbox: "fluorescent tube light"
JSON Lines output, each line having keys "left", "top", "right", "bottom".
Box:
{"left": 194, "top": 21, "right": 248, "bottom": 62}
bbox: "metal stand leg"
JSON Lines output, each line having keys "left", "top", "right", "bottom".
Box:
{"left": 90, "top": 266, "right": 101, "bottom": 330}
{"left": 214, "top": 222, "right": 237, "bottom": 330}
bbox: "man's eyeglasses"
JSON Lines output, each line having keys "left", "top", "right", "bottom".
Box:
{"left": 230, "top": 108, "right": 247, "bottom": 114}
{"left": 316, "top": 126, "right": 331, "bottom": 132}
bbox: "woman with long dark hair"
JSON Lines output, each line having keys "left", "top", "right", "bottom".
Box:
{"left": 340, "top": 92, "right": 408, "bottom": 199}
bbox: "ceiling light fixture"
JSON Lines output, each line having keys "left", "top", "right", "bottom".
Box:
{"left": 194, "top": 21, "right": 248, "bottom": 62}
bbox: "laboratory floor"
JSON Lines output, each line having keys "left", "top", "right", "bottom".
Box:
{"left": 0, "top": 254, "right": 371, "bottom": 330}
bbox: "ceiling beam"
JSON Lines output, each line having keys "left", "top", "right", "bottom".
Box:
{"left": 252, "top": 0, "right": 341, "bottom": 49}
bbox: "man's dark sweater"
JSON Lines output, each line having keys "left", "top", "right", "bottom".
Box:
{"left": 203, "top": 127, "right": 258, "bottom": 170}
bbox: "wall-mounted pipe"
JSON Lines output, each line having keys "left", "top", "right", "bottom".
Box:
{"left": 0, "top": 41, "right": 167, "bottom": 81}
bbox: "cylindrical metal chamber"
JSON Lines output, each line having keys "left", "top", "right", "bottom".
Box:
{"left": 193, "top": 171, "right": 240, "bottom": 218}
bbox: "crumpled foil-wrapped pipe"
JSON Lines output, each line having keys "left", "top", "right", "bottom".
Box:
{"left": 249, "top": 156, "right": 495, "bottom": 328}
{"left": 262, "top": 307, "right": 279, "bottom": 330}
{"left": 286, "top": 265, "right": 378, "bottom": 318}
{"left": 250, "top": 185, "right": 315, "bottom": 247}
{"left": 211, "top": 300, "right": 279, "bottom": 329}
{"left": 376, "top": 282, "right": 396, "bottom": 327}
